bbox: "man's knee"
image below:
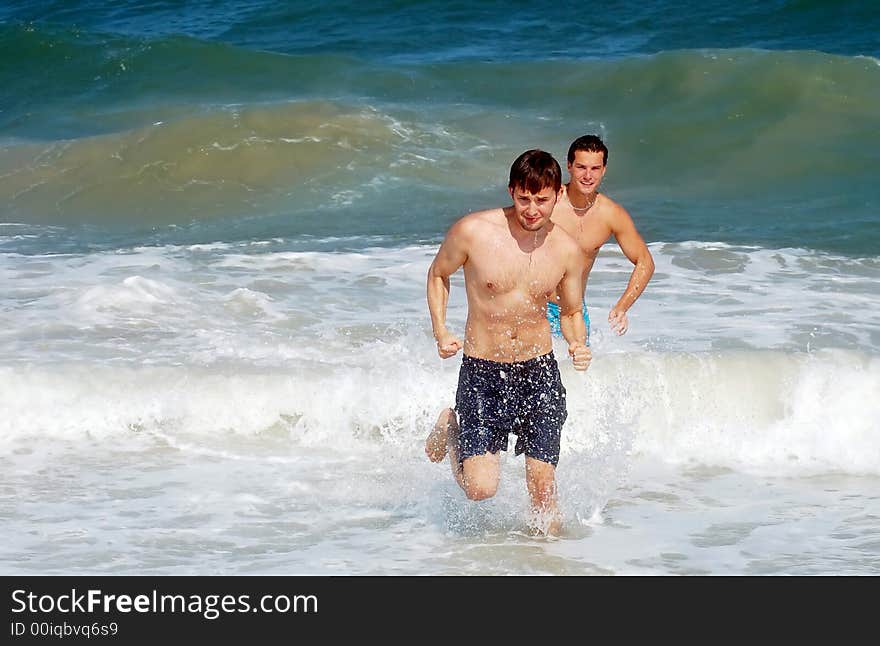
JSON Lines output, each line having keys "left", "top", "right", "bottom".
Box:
{"left": 461, "top": 457, "right": 500, "bottom": 501}
{"left": 464, "top": 479, "right": 498, "bottom": 501}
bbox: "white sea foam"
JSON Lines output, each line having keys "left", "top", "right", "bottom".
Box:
{"left": 0, "top": 347, "right": 877, "bottom": 477}
{"left": 0, "top": 240, "right": 877, "bottom": 482}
{"left": 2, "top": 241, "right": 877, "bottom": 369}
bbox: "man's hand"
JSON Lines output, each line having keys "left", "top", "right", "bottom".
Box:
{"left": 568, "top": 342, "right": 591, "bottom": 371}
{"left": 608, "top": 308, "right": 629, "bottom": 335}
{"left": 435, "top": 330, "right": 463, "bottom": 359}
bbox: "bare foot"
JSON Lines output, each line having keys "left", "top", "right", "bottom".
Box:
{"left": 528, "top": 508, "right": 562, "bottom": 537}
{"left": 425, "top": 408, "right": 457, "bottom": 462}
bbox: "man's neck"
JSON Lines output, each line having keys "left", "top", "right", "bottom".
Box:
{"left": 565, "top": 183, "right": 598, "bottom": 210}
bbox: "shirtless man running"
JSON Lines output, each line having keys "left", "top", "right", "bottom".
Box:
{"left": 547, "top": 134, "right": 654, "bottom": 339}
{"left": 425, "top": 149, "right": 590, "bottom": 535}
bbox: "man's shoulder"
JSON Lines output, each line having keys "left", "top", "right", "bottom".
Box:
{"left": 451, "top": 207, "right": 505, "bottom": 233}
{"left": 597, "top": 193, "right": 631, "bottom": 220}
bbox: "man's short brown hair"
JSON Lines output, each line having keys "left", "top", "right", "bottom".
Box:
{"left": 508, "top": 149, "right": 562, "bottom": 194}
{"left": 567, "top": 135, "right": 608, "bottom": 166}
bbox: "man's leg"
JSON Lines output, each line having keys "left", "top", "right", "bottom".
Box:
{"left": 425, "top": 407, "right": 456, "bottom": 462}
{"left": 458, "top": 452, "right": 501, "bottom": 501}
{"left": 525, "top": 457, "right": 561, "bottom": 536}
{"left": 427, "top": 408, "right": 501, "bottom": 500}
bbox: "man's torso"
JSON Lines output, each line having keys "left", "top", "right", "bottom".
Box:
{"left": 460, "top": 209, "right": 574, "bottom": 362}
{"left": 551, "top": 186, "right": 616, "bottom": 292}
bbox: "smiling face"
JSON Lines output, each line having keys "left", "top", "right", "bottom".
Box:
{"left": 567, "top": 150, "right": 607, "bottom": 198}
{"left": 508, "top": 184, "right": 560, "bottom": 232}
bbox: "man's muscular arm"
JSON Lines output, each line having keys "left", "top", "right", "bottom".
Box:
{"left": 608, "top": 205, "right": 654, "bottom": 335}
{"left": 557, "top": 249, "right": 591, "bottom": 371}
{"left": 427, "top": 220, "right": 469, "bottom": 358}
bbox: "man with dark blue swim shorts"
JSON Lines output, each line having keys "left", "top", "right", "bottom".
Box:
{"left": 425, "top": 149, "right": 590, "bottom": 536}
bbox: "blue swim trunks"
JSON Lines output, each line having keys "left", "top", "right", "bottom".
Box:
{"left": 546, "top": 301, "right": 590, "bottom": 342}
{"left": 454, "top": 352, "right": 567, "bottom": 467}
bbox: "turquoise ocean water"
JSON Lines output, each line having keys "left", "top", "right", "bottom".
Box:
{"left": 1, "top": 1, "right": 878, "bottom": 574}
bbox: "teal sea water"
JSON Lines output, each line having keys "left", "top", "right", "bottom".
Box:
{"left": 1, "top": 1, "right": 878, "bottom": 575}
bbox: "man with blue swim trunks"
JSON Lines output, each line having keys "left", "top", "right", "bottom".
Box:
{"left": 425, "top": 149, "right": 590, "bottom": 536}
{"left": 548, "top": 134, "right": 654, "bottom": 339}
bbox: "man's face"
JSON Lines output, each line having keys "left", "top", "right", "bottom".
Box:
{"left": 567, "top": 150, "right": 606, "bottom": 195}
{"left": 508, "top": 185, "right": 560, "bottom": 231}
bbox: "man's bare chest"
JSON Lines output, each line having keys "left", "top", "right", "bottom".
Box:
{"left": 558, "top": 214, "right": 610, "bottom": 256}
{"left": 465, "top": 245, "right": 562, "bottom": 297}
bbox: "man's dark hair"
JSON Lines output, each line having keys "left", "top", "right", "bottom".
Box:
{"left": 508, "top": 149, "right": 562, "bottom": 193}
{"left": 567, "top": 134, "right": 608, "bottom": 165}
